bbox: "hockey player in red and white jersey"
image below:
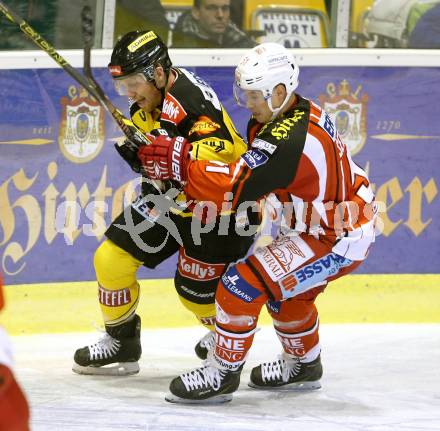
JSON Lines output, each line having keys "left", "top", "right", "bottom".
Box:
{"left": 137, "top": 42, "right": 377, "bottom": 403}
{"left": 0, "top": 277, "right": 30, "bottom": 429}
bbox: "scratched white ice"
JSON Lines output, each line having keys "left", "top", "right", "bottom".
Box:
{"left": 12, "top": 324, "right": 440, "bottom": 431}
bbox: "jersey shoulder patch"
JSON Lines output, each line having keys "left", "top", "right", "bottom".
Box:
{"left": 241, "top": 149, "right": 269, "bottom": 169}
{"left": 251, "top": 137, "right": 278, "bottom": 154}
{"left": 161, "top": 92, "right": 187, "bottom": 126}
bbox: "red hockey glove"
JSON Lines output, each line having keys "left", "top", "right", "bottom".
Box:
{"left": 137, "top": 133, "right": 192, "bottom": 182}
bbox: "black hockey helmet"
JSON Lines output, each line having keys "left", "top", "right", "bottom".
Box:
{"left": 108, "top": 30, "right": 172, "bottom": 81}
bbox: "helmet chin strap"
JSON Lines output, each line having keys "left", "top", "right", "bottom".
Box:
{"left": 151, "top": 65, "right": 172, "bottom": 104}
{"left": 158, "top": 85, "right": 166, "bottom": 104}
{"left": 267, "top": 90, "right": 294, "bottom": 121}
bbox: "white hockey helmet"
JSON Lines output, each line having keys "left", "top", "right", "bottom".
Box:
{"left": 233, "top": 42, "right": 299, "bottom": 120}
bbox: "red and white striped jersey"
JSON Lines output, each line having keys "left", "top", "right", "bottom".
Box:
{"left": 185, "top": 95, "right": 376, "bottom": 260}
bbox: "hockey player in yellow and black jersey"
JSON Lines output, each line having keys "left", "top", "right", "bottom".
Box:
{"left": 72, "top": 30, "right": 257, "bottom": 375}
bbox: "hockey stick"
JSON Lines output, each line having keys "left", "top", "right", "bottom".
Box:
{"left": 0, "top": 0, "right": 151, "bottom": 148}
{"left": 81, "top": 5, "right": 95, "bottom": 88}
{"left": 80, "top": 4, "right": 167, "bottom": 190}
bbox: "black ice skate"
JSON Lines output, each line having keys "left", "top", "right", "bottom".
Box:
{"left": 249, "top": 353, "right": 322, "bottom": 390}
{"left": 72, "top": 314, "right": 142, "bottom": 376}
{"left": 194, "top": 330, "right": 215, "bottom": 360}
{"left": 165, "top": 357, "right": 242, "bottom": 404}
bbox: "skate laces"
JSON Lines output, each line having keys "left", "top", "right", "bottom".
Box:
{"left": 261, "top": 354, "right": 301, "bottom": 383}
{"left": 88, "top": 333, "right": 121, "bottom": 360}
{"left": 199, "top": 331, "right": 215, "bottom": 350}
{"left": 180, "top": 361, "right": 225, "bottom": 392}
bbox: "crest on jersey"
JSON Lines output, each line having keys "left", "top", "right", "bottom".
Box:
{"left": 189, "top": 116, "right": 220, "bottom": 136}
{"left": 318, "top": 80, "right": 368, "bottom": 156}
{"left": 58, "top": 86, "right": 105, "bottom": 163}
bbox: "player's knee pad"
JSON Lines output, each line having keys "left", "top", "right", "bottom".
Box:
{"left": 94, "top": 239, "right": 142, "bottom": 288}
{"left": 94, "top": 240, "right": 142, "bottom": 325}
{"left": 215, "top": 301, "right": 256, "bottom": 330}
{"left": 214, "top": 263, "right": 268, "bottom": 331}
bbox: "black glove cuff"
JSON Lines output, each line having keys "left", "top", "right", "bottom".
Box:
{"left": 114, "top": 141, "right": 142, "bottom": 173}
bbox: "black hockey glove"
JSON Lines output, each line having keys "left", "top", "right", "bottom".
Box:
{"left": 114, "top": 120, "right": 155, "bottom": 173}
{"left": 114, "top": 139, "right": 143, "bottom": 173}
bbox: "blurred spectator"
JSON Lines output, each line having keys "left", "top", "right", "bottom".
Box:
{"left": 114, "top": 0, "right": 169, "bottom": 44}
{"left": 172, "top": 0, "right": 256, "bottom": 48}
{"left": 56, "top": 0, "right": 169, "bottom": 49}
{"left": 230, "top": 0, "right": 245, "bottom": 28}
{"left": 364, "top": 0, "right": 440, "bottom": 48}
{"left": 408, "top": 3, "right": 440, "bottom": 48}
{"left": 55, "top": 0, "right": 90, "bottom": 48}
{"left": 0, "top": 0, "right": 57, "bottom": 50}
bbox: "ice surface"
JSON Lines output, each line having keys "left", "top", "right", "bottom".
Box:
{"left": 11, "top": 324, "right": 440, "bottom": 431}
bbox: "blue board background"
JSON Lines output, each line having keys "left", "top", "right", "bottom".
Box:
{"left": 0, "top": 66, "right": 439, "bottom": 284}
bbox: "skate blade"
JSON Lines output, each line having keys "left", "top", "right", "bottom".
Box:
{"left": 164, "top": 392, "right": 233, "bottom": 404}
{"left": 248, "top": 380, "right": 321, "bottom": 391}
{"left": 72, "top": 361, "right": 139, "bottom": 376}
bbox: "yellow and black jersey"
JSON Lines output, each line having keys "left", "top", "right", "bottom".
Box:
{"left": 129, "top": 105, "right": 161, "bottom": 134}
{"left": 106, "top": 65, "right": 257, "bottom": 289}
{"left": 130, "top": 67, "right": 247, "bottom": 164}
